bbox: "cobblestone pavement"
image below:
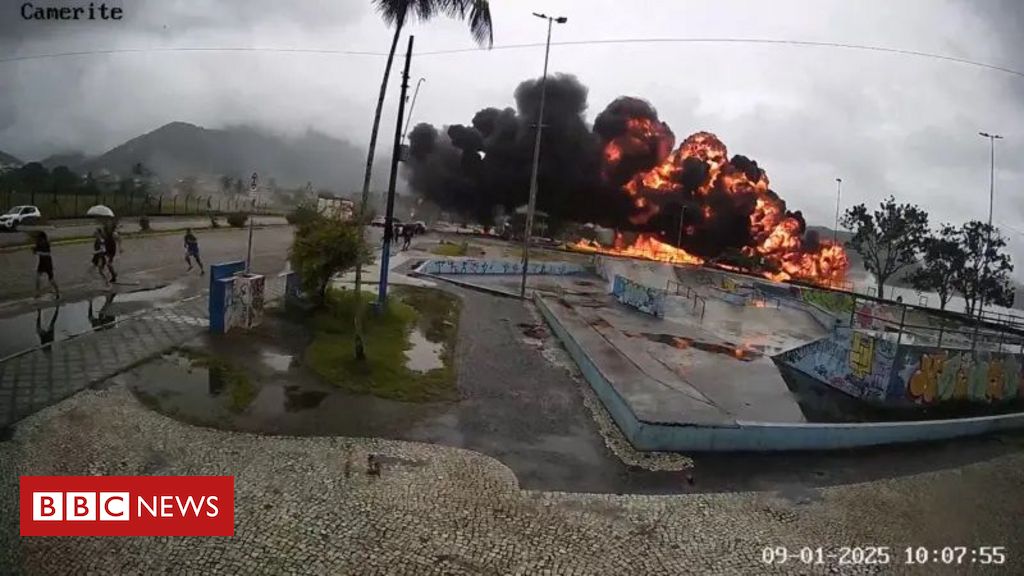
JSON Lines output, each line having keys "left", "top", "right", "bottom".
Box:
{"left": 0, "top": 278, "right": 284, "bottom": 429}
{"left": 1, "top": 384, "right": 1022, "bottom": 575}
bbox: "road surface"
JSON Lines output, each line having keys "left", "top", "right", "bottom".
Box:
{"left": 0, "top": 215, "right": 288, "bottom": 248}
{"left": 0, "top": 225, "right": 295, "bottom": 317}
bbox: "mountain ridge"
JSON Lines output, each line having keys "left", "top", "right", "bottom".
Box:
{"left": 69, "top": 121, "right": 382, "bottom": 193}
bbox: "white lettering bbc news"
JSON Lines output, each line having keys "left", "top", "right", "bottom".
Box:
{"left": 32, "top": 491, "right": 219, "bottom": 521}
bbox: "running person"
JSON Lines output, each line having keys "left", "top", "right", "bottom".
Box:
{"left": 184, "top": 228, "right": 204, "bottom": 274}
{"left": 101, "top": 223, "right": 121, "bottom": 283}
{"left": 33, "top": 231, "right": 60, "bottom": 299}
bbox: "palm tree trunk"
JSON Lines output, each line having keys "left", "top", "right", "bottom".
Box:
{"left": 355, "top": 22, "right": 404, "bottom": 292}
{"left": 352, "top": 20, "right": 404, "bottom": 361}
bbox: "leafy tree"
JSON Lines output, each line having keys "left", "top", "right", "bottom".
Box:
{"left": 233, "top": 177, "right": 244, "bottom": 196}
{"left": 354, "top": 0, "right": 494, "bottom": 294}
{"left": 908, "top": 224, "right": 964, "bottom": 311}
{"left": 841, "top": 196, "right": 929, "bottom": 298}
{"left": 290, "top": 215, "right": 369, "bottom": 306}
{"left": 953, "top": 221, "right": 1014, "bottom": 316}
{"left": 220, "top": 175, "right": 233, "bottom": 195}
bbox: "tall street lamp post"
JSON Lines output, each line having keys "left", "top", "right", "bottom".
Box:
{"left": 975, "top": 131, "right": 1003, "bottom": 323}
{"left": 402, "top": 78, "right": 426, "bottom": 143}
{"left": 520, "top": 12, "right": 567, "bottom": 299}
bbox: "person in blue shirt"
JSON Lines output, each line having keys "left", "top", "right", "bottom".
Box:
{"left": 184, "top": 228, "right": 204, "bottom": 275}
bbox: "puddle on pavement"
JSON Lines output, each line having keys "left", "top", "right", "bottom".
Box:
{"left": 406, "top": 328, "right": 444, "bottom": 372}
{"left": 260, "top": 350, "right": 294, "bottom": 372}
{"left": 0, "top": 283, "right": 186, "bottom": 359}
{"left": 627, "top": 331, "right": 763, "bottom": 361}
{"left": 131, "top": 350, "right": 337, "bottom": 425}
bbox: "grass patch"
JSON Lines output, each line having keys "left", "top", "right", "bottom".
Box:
{"left": 432, "top": 241, "right": 469, "bottom": 256}
{"left": 305, "top": 286, "right": 460, "bottom": 402}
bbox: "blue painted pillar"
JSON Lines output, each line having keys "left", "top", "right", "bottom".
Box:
{"left": 209, "top": 260, "right": 245, "bottom": 334}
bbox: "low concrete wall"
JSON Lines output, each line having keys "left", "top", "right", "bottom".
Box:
{"left": 612, "top": 275, "right": 666, "bottom": 318}
{"left": 535, "top": 295, "right": 1024, "bottom": 451}
{"left": 415, "top": 258, "right": 584, "bottom": 276}
{"left": 777, "top": 329, "right": 1024, "bottom": 407}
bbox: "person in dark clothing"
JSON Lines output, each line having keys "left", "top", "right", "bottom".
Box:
{"left": 100, "top": 223, "right": 121, "bottom": 283}
{"left": 184, "top": 228, "right": 204, "bottom": 274}
{"left": 33, "top": 231, "right": 60, "bottom": 299}
{"left": 401, "top": 223, "right": 414, "bottom": 251}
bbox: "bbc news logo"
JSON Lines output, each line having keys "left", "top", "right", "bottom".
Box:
{"left": 20, "top": 476, "right": 234, "bottom": 536}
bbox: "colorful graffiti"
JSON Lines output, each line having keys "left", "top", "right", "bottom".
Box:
{"left": 777, "top": 329, "right": 896, "bottom": 403}
{"left": 899, "top": 349, "right": 1024, "bottom": 405}
{"left": 229, "top": 274, "right": 265, "bottom": 331}
{"left": 849, "top": 332, "right": 874, "bottom": 378}
{"left": 417, "top": 258, "right": 584, "bottom": 276}
{"left": 612, "top": 275, "right": 666, "bottom": 318}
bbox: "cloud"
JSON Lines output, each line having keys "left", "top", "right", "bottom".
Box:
{"left": 2, "top": 0, "right": 1024, "bottom": 279}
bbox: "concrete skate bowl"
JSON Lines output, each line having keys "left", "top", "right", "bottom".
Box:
{"left": 536, "top": 255, "right": 1024, "bottom": 452}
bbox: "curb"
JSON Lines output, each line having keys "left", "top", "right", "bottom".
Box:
{"left": 410, "top": 271, "right": 524, "bottom": 299}
{"left": 533, "top": 294, "right": 1024, "bottom": 452}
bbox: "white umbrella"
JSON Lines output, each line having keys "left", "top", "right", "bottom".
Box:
{"left": 86, "top": 205, "right": 115, "bottom": 218}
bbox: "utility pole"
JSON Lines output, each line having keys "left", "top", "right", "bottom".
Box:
{"left": 833, "top": 177, "right": 842, "bottom": 244}
{"left": 377, "top": 35, "right": 415, "bottom": 308}
{"left": 402, "top": 77, "right": 426, "bottom": 143}
{"left": 520, "top": 12, "right": 567, "bottom": 299}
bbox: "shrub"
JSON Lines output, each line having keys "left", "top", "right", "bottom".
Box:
{"left": 286, "top": 202, "right": 319, "bottom": 226}
{"left": 290, "top": 216, "right": 370, "bottom": 305}
{"left": 210, "top": 215, "right": 220, "bottom": 228}
{"left": 226, "top": 212, "right": 248, "bottom": 228}
{"left": 138, "top": 215, "right": 150, "bottom": 231}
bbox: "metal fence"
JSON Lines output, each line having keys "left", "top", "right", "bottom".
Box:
{"left": 2, "top": 191, "right": 277, "bottom": 219}
{"left": 847, "top": 292, "right": 1024, "bottom": 353}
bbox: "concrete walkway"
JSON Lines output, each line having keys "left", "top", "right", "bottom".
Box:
{"left": 0, "top": 278, "right": 284, "bottom": 430}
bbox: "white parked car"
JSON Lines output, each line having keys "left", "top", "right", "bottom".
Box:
{"left": 0, "top": 205, "right": 42, "bottom": 230}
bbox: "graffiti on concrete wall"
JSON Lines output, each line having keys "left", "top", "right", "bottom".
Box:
{"left": 895, "top": 348, "right": 1024, "bottom": 404}
{"left": 612, "top": 275, "right": 666, "bottom": 318}
{"left": 229, "top": 274, "right": 265, "bottom": 331}
{"left": 776, "top": 329, "right": 897, "bottom": 401}
{"left": 418, "top": 258, "right": 584, "bottom": 276}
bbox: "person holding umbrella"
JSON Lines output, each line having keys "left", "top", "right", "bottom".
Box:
{"left": 86, "top": 205, "right": 121, "bottom": 284}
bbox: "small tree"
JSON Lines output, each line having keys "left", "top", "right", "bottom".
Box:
{"left": 908, "top": 224, "right": 964, "bottom": 311}
{"left": 953, "top": 221, "right": 1014, "bottom": 316}
{"left": 290, "top": 216, "right": 368, "bottom": 306}
{"left": 841, "top": 196, "right": 929, "bottom": 298}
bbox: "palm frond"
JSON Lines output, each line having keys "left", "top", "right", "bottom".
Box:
{"left": 373, "top": 0, "right": 493, "bottom": 47}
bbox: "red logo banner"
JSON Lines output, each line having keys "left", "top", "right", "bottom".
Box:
{"left": 20, "top": 476, "right": 234, "bottom": 536}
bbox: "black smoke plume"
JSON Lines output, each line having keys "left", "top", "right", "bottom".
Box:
{"left": 404, "top": 75, "right": 816, "bottom": 267}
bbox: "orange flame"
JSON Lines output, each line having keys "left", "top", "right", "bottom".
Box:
{"left": 587, "top": 128, "right": 849, "bottom": 287}
{"left": 572, "top": 233, "right": 704, "bottom": 266}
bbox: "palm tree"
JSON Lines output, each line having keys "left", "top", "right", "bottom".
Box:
{"left": 354, "top": 0, "right": 494, "bottom": 294}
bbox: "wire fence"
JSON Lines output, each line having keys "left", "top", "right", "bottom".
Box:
{"left": 2, "top": 191, "right": 278, "bottom": 219}
{"left": 847, "top": 293, "right": 1024, "bottom": 353}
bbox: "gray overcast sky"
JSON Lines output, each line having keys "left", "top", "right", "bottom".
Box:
{"left": 2, "top": 0, "right": 1023, "bottom": 258}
